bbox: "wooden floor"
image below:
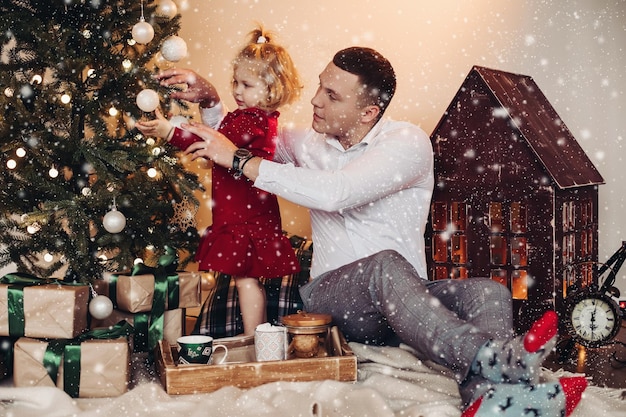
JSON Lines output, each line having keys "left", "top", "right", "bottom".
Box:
{"left": 543, "top": 323, "right": 626, "bottom": 389}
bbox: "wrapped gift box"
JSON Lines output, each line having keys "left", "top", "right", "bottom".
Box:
{"left": 91, "top": 308, "right": 183, "bottom": 351}
{"left": 13, "top": 336, "right": 130, "bottom": 398}
{"left": 94, "top": 271, "right": 201, "bottom": 313}
{"left": 0, "top": 284, "right": 89, "bottom": 339}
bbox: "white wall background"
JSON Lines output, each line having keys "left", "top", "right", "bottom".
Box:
{"left": 173, "top": 0, "right": 625, "bottom": 291}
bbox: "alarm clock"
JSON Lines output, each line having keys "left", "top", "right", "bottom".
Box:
{"left": 564, "top": 286, "right": 622, "bottom": 348}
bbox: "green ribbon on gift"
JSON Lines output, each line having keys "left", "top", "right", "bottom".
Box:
{"left": 0, "top": 273, "right": 77, "bottom": 337}
{"left": 106, "top": 274, "right": 119, "bottom": 308}
{"left": 43, "top": 320, "right": 134, "bottom": 398}
{"left": 129, "top": 247, "right": 179, "bottom": 351}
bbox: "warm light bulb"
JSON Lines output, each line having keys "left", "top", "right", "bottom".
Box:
{"left": 87, "top": 68, "right": 96, "bottom": 78}
{"left": 49, "top": 167, "right": 59, "bottom": 178}
{"left": 147, "top": 167, "right": 158, "bottom": 178}
{"left": 31, "top": 75, "right": 42, "bottom": 84}
{"left": 109, "top": 106, "right": 119, "bottom": 117}
{"left": 27, "top": 224, "right": 40, "bottom": 234}
{"left": 122, "top": 59, "right": 133, "bottom": 71}
{"left": 16, "top": 147, "right": 26, "bottom": 157}
{"left": 146, "top": 138, "right": 155, "bottom": 146}
{"left": 61, "top": 94, "right": 71, "bottom": 104}
{"left": 43, "top": 253, "right": 54, "bottom": 263}
{"left": 4, "top": 87, "right": 14, "bottom": 97}
{"left": 6, "top": 159, "right": 16, "bottom": 169}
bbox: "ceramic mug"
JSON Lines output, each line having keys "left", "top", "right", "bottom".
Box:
{"left": 255, "top": 325, "right": 288, "bottom": 361}
{"left": 176, "top": 335, "right": 228, "bottom": 365}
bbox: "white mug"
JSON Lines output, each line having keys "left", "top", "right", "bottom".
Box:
{"left": 255, "top": 324, "right": 288, "bottom": 361}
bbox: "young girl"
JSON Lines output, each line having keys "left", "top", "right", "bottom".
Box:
{"left": 137, "top": 26, "right": 302, "bottom": 336}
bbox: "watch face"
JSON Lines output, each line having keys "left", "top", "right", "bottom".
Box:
{"left": 570, "top": 295, "right": 619, "bottom": 346}
{"left": 235, "top": 149, "right": 252, "bottom": 159}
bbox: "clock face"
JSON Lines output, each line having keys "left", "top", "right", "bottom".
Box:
{"left": 570, "top": 296, "right": 619, "bottom": 345}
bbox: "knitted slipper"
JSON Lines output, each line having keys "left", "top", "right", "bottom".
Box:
{"left": 461, "top": 376, "right": 587, "bottom": 417}
{"left": 471, "top": 311, "right": 558, "bottom": 384}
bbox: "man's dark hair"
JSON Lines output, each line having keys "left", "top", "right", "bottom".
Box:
{"left": 332, "top": 47, "right": 396, "bottom": 117}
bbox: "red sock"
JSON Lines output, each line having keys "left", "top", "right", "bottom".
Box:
{"left": 561, "top": 376, "right": 588, "bottom": 416}
{"left": 523, "top": 310, "right": 558, "bottom": 353}
{"left": 461, "top": 396, "right": 482, "bottom": 417}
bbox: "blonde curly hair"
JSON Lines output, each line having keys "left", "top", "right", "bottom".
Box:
{"left": 232, "top": 25, "right": 302, "bottom": 112}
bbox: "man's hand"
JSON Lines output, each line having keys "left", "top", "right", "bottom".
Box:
{"left": 180, "top": 122, "right": 237, "bottom": 169}
{"left": 155, "top": 68, "right": 220, "bottom": 109}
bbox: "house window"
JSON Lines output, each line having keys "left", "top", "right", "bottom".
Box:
{"left": 490, "top": 236, "right": 507, "bottom": 265}
{"left": 489, "top": 202, "right": 504, "bottom": 232}
{"left": 510, "top": 202, "right": 527, "bottom": 233}
{"left": 511, "top": 270, "right": 528, "bottom": 299}
{"left": 451, "top": 235, "right": 467, "bottom": 264}
{"left": 488, "top": 201, "right": 528, "bottom": 300}
{"left": 561, "top": 199, "right": 595, "bottom": 296}
{"left": 431, "top": 201, "right": 468, "bottom": 280}
{"left": 510, "top": 237, "right": 528, "bottom": 266}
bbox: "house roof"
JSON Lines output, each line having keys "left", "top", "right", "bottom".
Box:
{"left": 446, "top": 65, "right": 604, "bottom": 189}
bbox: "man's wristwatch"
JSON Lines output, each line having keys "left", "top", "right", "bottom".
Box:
{"left": 232, "top": 148, "right": 254, "bottom": 179}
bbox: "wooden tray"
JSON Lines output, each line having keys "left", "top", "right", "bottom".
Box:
{"left": 155, "top": 326, "right": 357, "bottom": 394}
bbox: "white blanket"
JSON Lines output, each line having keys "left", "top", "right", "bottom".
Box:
{"left": 1, "top": 343, "right": 624, "bottom": 417}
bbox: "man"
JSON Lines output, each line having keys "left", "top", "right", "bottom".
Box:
{"left": 156, "top": 47, "right": 586, "bottom": 416}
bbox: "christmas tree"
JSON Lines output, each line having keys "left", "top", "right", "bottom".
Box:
{"left": 0, "top": 0, "right": 201, "bottom": 282}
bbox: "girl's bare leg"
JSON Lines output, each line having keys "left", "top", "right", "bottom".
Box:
{"left": 235, "top": 276, "right": 267, "bottom": 335}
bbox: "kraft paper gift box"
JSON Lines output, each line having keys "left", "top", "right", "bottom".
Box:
{"left": 95, "top": 271, "right": 201, "bottom": 313}
{"left": 91, "top": 308, "right": 183, "bottom": 351}
{"left": 0, "top": 283, "right": 89, "bottom": 339}
{"left": 13, "top": 336, "right": 131, "bottom": 398}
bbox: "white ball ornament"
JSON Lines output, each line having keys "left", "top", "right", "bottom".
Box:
{"left": 169, "top": 115, "right": 188, "bottom": 127}
{"left": 136, "top": 88, "right": 160, "bottom": 112}
{"left": 156, "top": 0, "right": 178, "bottom": 19}
{"left": 103, "top": 208, "right": 127, "bottom": 233}
{"left": 161, "top": 35, "right": 188, "bottom": 62}
{"left": 132, "top": 20, "right": 154, "bottom": 44}
{"left": 89, "top": 295, "right": 114, "bottom": 320}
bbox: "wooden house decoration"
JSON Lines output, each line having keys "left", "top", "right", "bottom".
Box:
{"left": 426, "top": 66, "right": 604, "bottom": 332}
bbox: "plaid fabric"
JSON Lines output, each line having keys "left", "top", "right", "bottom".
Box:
{"left": 192, "top": 234, "right": 313, "bottom": 338}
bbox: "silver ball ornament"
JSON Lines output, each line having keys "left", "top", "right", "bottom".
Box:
{"left": 136, "top": 89, "right": 160, "bottom": 112}
{"left": 132, "top": 20, "right": 155, "bottom": 44}
{"left": 156, "top": 0, "right": 178, "bottom": 19}
{"left": 103, "top": 209, "right": 126, "bottom": 233}
{"left": 89, "top": 295, "right": 114, "bottom": 320}
{"left": 161, "top": 36, "right": 188, "bottom": 62}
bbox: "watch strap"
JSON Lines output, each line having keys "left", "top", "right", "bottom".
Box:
{"left": 233, "top": 149, "right": 253, "bottom": 179}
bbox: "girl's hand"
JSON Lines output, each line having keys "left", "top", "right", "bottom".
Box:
{"left": 136, "top": 108, "right": 173, "bottom": 139}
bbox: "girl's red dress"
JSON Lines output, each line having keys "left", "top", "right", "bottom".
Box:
{"left": 169, "top": 107, "right": 299, "bottom": 278}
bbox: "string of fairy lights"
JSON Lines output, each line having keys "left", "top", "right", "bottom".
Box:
{"left": 5, "top": 0, "right": 188, "bottom": 235}
{"left": 2, "top": 1, "right": 194, "bottom": 318}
